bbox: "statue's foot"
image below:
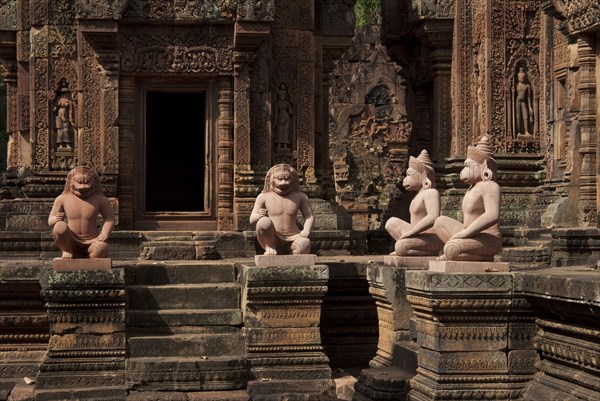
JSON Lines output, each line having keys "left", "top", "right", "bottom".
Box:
{"left": 389, "top": 251, "right": 398, "bottom": 256}
{"left": 61, "top": 251, "right": 73, "bottom": 259}
{"left": 264, "top": 246, "right": 277, "bottom": 256}
{"left": 436, "top": 255, "right": 447, "bottom": 261}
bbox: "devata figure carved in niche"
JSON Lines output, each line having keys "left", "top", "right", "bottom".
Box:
{"left": 48, "top": 166, "right": 115, "bottom": 259}
{"left": 433, "top": 137, "right": 502, "bottom": 261}
{"left": 53, "top": 78, "right": 76, "bottom": 150}
{"left": 515, "top": 67, "right": 534, "bottom": 140}
{"left": 250, "top": 164, "right": 314, "bottom": 255}
{"left": 273, "top": 83, "right": 293, "bottom": 150}
{"left": 385, "top": 150, "right": 443, "bottom": 256}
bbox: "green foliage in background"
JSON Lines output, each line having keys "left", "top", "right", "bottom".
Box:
{"left": 0, "top": 78, "right": 6, "bottom": 174}
{"left": 355, "top": 0, "right": 381, "bottom": 28}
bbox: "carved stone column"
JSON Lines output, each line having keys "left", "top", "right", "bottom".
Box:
{"left": 233, "top": 51, "right": 258, "bottom": 231}
{"left": 367, "top": 264, "right": 421, "bottom": 369}
{"left": 575, "top": 34, "right": 597, "bottom": 226}
{"left": 36, "top": 268, "right": 127, "bottom": 400}
{"left": 405, "top": 271, "right": 538, "bottom": 401}
{"left": 415, "top": 20, "right": 453, "bottom": 160}
{"left": 217, "top": 77, "right": 235, "bottom": 231}
{"left": 240, "top": 263, "right": 335, "bottom": 399}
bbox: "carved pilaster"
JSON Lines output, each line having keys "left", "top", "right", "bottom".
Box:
{"left": 241, "top": 263, "right": 335, "bottom": 398}
{"left": 367, "top": 264, "right": 422, "bottom": 369}
{"left": 415, "top": 20, "right": 453, "bottom": 160}
{"left": 406, "top": 271, "right": 538, "bottom": 401}
{"left": 217, "top": 78, "right": 235, "bottom": 231}
{"left": 575, "top": 34, "right": 597, "bottom": 226}
{"left": 36, "top": 268, "right": 127, "bottom": 399}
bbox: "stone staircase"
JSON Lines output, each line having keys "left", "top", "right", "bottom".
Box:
{"left": 501, "top": 228, "right": 552, "bottom": 268}
{"left": 125, "top": 261, "right": 248, "bottom": 392}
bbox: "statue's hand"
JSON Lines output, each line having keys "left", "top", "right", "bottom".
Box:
{"left": 300, "top": 229, "right": 310, "bottom": 238}
{"left": 55, "top": 212, "right": 65, "bottom": 221}
{"left": 258, "top": 208, "right": 268, "bottom": 217}
{"left": 97, "top": 233, "right": 108, "bottom": 242}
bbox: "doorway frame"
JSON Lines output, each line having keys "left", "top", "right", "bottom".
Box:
{"left": 133, "top": 79, "right": 218, "bottom": 230}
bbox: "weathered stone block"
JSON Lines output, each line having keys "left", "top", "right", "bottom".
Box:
{"left": 52, "top": 258, "right": 112, "bottom": 271}
{"left": 254, "top": 254, "right": 316, "bottom": 267}
{"left": 429, "top": 260, "right": 510, "bottom": 273}
{"left": 383, "top": 256, "right": 436, "bottom": 267}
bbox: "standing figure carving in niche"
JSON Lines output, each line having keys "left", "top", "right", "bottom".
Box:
{"left": 273, "top": 83, "right": 293, "bottom": 150}
{"left": 433, "top": 136, "right": 502, "bottom": 261}
{"left": 515, "top": 67, "right": 534, "bottom": 140}
{"left": 385, "top": 150, "right": 443, "bottom": 256}
{"left": 48, "top": 166, "right": 115, "bottom": 259}
{"left": 53, "top": 79, "right": 75, "bottom": 150}
{"left": 249, "top": 164, "right": 314, "bottom": 255}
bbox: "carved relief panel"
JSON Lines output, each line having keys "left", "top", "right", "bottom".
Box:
{"left": 330, "top": 38, "right": 411, "bottom": 230}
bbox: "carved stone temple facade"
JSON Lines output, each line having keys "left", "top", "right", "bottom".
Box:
{"left": 0, "top": 0, "right": 599, "bottom": 400}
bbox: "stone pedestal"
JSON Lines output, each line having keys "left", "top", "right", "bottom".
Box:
{"left": 51, "top": 258, "right": 112, "bottom": 271}
{"left": 383, "top": 256, "right": 436, "bottom": 268}
{"left": 240, "top": 263, "right": 335, "bottom": 400}
{"left": 405, "top": 271, "right": 538, "bottom": 401}
{"left": 254, "top": 254, "right": 316, "bottom": 267}
{"left": 0, "top": 263, "right": 48, "bottom": 391}
{"left": 429, "top": 260, "right": 510, "bottom": 273}
{"left": 35, "top": 268, "right": 127, "bottom": 400}
{"left": 516, "top": 268, "right": 600, "bottom": 400}
{"left": 366, "top": 264, "right": 423, "bottom": 369}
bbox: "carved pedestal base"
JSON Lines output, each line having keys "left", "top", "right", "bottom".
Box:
{"left": 429, "top": 260, "right": 509, "bottom": 273}
{"left": 52, "top": 258, "right": 112, "bottom": 271}
{"left": 240, "top": 264, "right": 335, "bottom": 399}
{"left": 353, "top": 367, "right": 411, "bottom": 401}
{"left": 405, "top": 271, "right": 537, "bottom": 401}
{"left": 36, "top": 269, "right": 126, "bottom": 400}
{"left": 383, "top": 256, "right": 436, "bottom": 268}
{"left": 367, "top": 264, "right": 423, "bottom": 369}
{"left": 254, "top": 254, "right": 316, "bottom": 267}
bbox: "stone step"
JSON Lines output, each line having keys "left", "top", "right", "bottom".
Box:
{"left": 132, "top": 262, "right": 237, "bottom": 285}
{"left": 128, "top": 284, "right": 240, "bottom": 310}
{"left": 127, "top": 390, "right": 250, "bottom": 400}
{"left": 128, "top": 333, "right": 245, "bottom": 358}
{"left": 126, "top": 356, "right": 248, "bottom": 392}
{"left": 128, "top": 309, "right": 243, "bottom": 328}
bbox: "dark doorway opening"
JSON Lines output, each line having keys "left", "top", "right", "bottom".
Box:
{"left": 145, "top": 91, "right": 206, "bottom": 212}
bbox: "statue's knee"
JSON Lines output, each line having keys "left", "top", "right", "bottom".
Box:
{"left": 53, "top": 221, "right": 69, "bottom": 236}
{"left": 88, "top": 241, "right": 108, "bottom": 258}
{"left": 255, "top": 217, "right": 274, "bottom": 233}
{"left": 385, "top": 217, "right": 399, "bottom": 231}
{"left": 292, "top": 237, "right": 311, "bottom": 254}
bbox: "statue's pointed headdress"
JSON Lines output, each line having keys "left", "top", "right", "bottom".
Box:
{"left": 408, "top": 150, "right": 436, "bottom": 188}
{"left": 467, "top": 136, "right": 497, "bottom": 180}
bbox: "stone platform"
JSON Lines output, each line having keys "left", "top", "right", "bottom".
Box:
{"left": 429, "top": 260, "right": 510, "bottom": 272}
{"left": 383, "top": 255, "right": 437, "bottom": 268}
{"left": 254, "top": 254, "right": 316, "bottom": 267}
{"left": 51, "top": 258, "right": 112, "bottom": 270}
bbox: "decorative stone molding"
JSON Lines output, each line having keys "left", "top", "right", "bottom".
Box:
{"left": 240, "top": 263, "right": 335, "bottom": 398}
{"left": 36, "top": 268, "right": 127, "bottom": 399}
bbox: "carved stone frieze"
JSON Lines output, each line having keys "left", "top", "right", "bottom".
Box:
{"left": 121, "top": 26, "right": 233, "bottom": 74}
{"left": 0, "top": 0, "right": 17, "bottom": 30}
{"left": 330, "top": 26, "right": 411, "bottom": 229}
{"left": 122, "top": 0, "right": 237, "bottom": 21}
